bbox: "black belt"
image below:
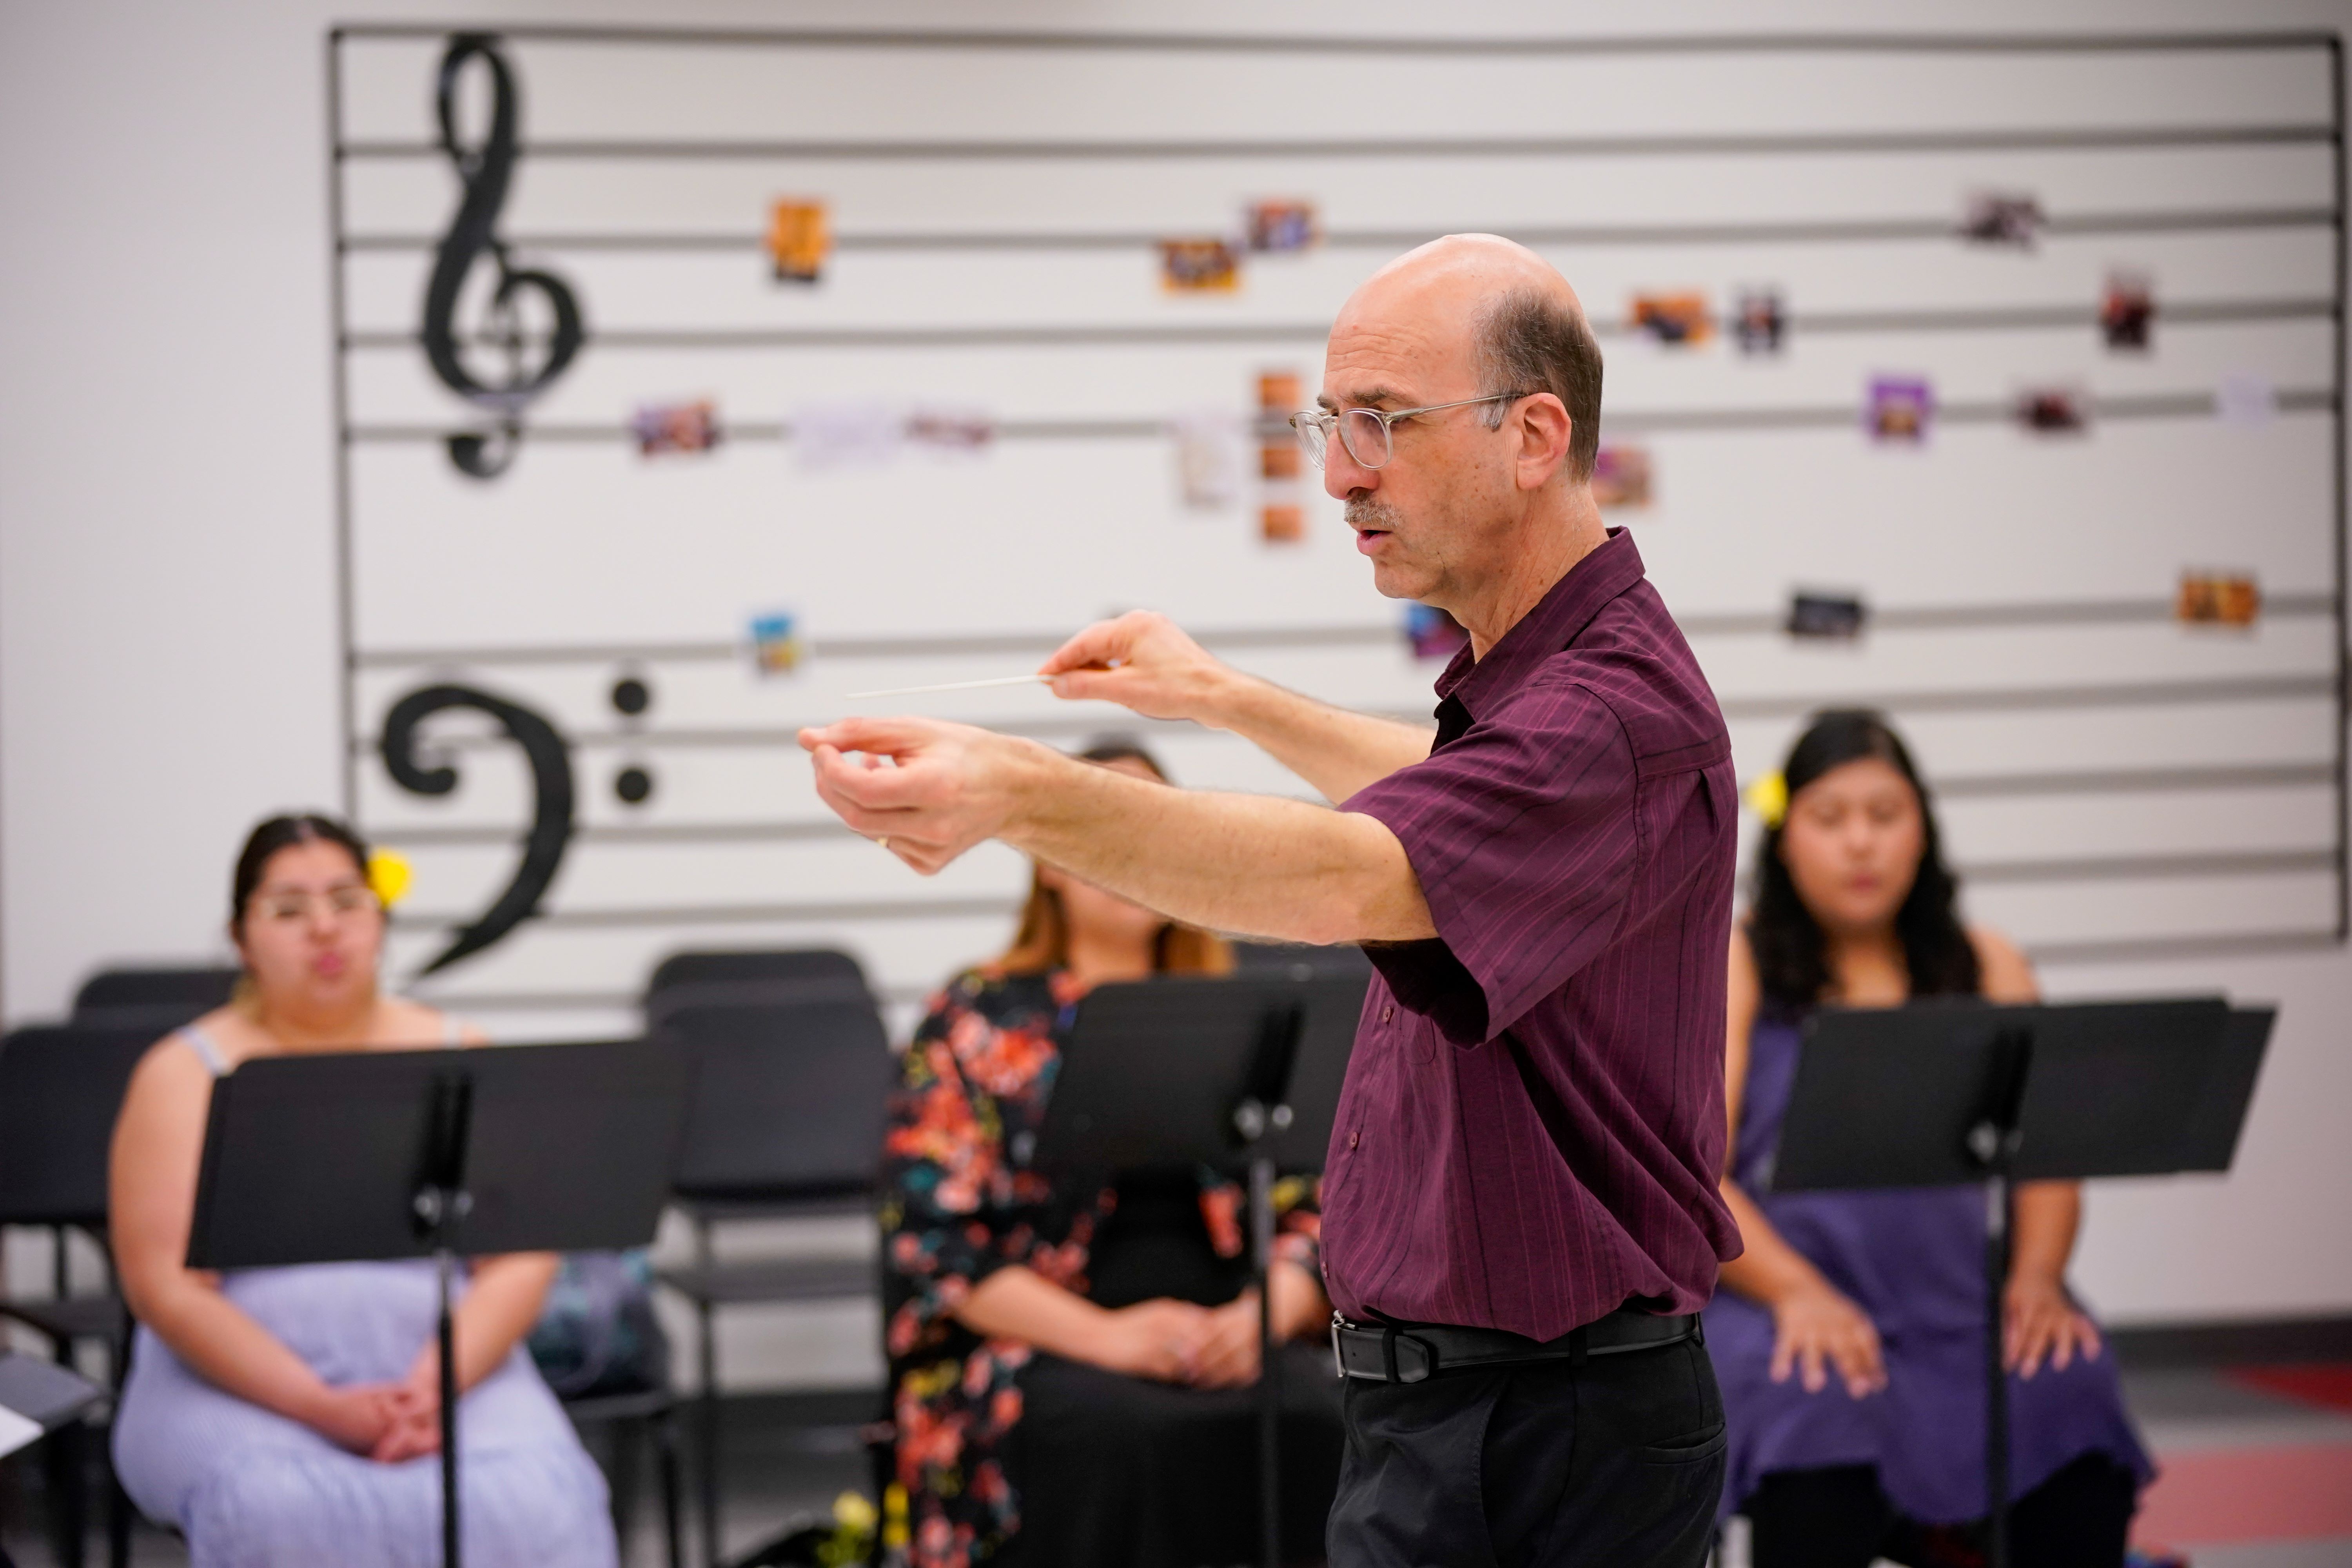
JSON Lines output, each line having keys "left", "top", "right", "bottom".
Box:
{"left": 1331, "top": 1306, "right": 1702, "bottom": 1384}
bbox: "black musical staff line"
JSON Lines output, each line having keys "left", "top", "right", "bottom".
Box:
{"left": 343, "top": 593, "right": 2335, "bottom": 671}
{"left": 342, "top": 122, "right": 2336, "bottom": 164}
{"left": 338, "top": 384, "right": 2339, "bottom": 454}
{"left": 340, "top": 205, "right": 2341, "bottom": 257}
{"left": 341, "top": 299, "right": 2339, "bottom": 355}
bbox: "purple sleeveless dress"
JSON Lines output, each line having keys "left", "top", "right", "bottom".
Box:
{"left": 1703, "top": 1009, "right": 2153, "bottom": 1524}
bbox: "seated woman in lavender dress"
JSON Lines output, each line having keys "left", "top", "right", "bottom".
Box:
{"left": 109, "top": 814, "right": 616, "bottom": 1568}
{"left": 1706, "top": 712, "right": 2152, "bottom": 1568}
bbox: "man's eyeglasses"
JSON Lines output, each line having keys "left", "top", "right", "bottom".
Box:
{"left": 1289, "top": 391, "right": 1540, "bottom": 472}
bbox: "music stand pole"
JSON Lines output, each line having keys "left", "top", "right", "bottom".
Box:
{"left": 1962, "top": 1025, "right": 2032, "bottom": 1568}
{"left": 1238, "top": 1102, "right": 1292, "bottom": 1568}
{"left": 411, "top": 1071, "right": 475, "bottom": 1568}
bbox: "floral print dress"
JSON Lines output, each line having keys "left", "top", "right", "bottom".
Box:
{"left": 880, "top": 968, "right": 1321, "bottom": 1568}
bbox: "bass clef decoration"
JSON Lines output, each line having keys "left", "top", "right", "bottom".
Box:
{"left": 421, "top": 33, "right": 585, "bottom": 479}
{"left": 381, "top": 684, "right": 575, "bottom": 976}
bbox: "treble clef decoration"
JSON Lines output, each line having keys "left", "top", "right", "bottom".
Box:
{"left": 381, "top": 684, "right": 576, "bottom": 975}
{"left": 421, "top": 33, "right": 585, "bottom": 479}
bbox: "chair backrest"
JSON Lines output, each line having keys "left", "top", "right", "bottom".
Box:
{"left": 71, "top": 966, "right": 240, "bottom": 1031}
{"left": 1230, "top": 941, "right": 1374, "bottom": 979}
{"left": 644, "top": 948, "right": 877, "bottom": 1031}
{"left": 646, "top": 948, "right": 866, "bottom": 1001}
{"left": 658, "top": 993, "right": 893, "bottom": 1201}
{"left": 0, "top": 1024, "right": 163, "bottom": 1228}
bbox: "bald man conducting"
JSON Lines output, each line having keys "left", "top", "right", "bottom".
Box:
{"left": 802, "top": 236, "right": 1741, "bottom": 1566}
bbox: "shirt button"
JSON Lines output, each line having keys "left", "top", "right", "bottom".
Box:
{"left": 1381, "top": 1004, "right": 1394, "bottom": 1024}
{"left": 1349, "top": 1131, "right": 1360, "bottom": 1150}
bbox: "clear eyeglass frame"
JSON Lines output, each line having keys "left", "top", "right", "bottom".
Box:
{"left": 1289, "top": 390, "right": 1539, "bottom": 471}
{"left": 252, "top": 885, "right": 381, "bottom": 924}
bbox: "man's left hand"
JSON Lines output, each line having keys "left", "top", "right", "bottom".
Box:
{"left": 798, "top": 716, "right": 1038, "bottom": 875}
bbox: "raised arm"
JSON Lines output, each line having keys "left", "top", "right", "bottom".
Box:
{"left": 1040, "top": 612, "right": 1434, "bottom": 803}
{"left": 799, "top": 715, "right": 1436, "bottom": 945}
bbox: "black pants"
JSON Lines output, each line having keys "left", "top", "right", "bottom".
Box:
{"left": 998, "top": 1342, "right": 1346, "bottom": 1568}
{"left": 1328, "top": 1338, "right": 1725, "bottom": 1568}
{"left": 1746, "top": 1454, "right": 2139, "bottom": 1568}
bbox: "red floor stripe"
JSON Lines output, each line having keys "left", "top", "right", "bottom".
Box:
{"left": 2134, "top": 1443, "right": 2352, "bottom": 1545}
{"left": 2228, "top": 1363, "right": 2352, "bottom": 1415}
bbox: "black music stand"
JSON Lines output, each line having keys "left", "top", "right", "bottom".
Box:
{"left": 185, "top": 1040, "right": 691, "bottom": 1568}
{"left": 1036, "top": 971, "right": 1364, "bottom": 1568}
{"left": 1767, "top": 997, "right": 2267, "bottom": 1568}
{"left": 0, "top": 1351, "right": 104, "bottom": 1454}
{"left": 0, "top": 1354, "right": 104, "bottom": 1568}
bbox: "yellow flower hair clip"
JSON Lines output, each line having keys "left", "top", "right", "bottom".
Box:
{"left": 1742, "top": 771, "right": 1789, "bottom": 830}
{"left": 366, "top": 848, "right": 413, "bottom": 907}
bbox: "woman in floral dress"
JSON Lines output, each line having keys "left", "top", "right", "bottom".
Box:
{"left": 881, "top": 742, "right": 1342, "bottom": 1568}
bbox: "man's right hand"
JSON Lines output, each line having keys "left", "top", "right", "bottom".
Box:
{"left": 1083, "top": 1297, "right": 1212, "bottom": 1383}
{"left": 1040, "top": 612, "right": 1240, "bottom": 727}
{"left": 1767, "top": 1281, "right": 1887, "bottom": 1398}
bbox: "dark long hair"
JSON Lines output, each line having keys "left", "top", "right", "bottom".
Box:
{"left": 230, "top": 813, "right": 370, "bottom": 937}
{"left": 1748, "top": 710, "right": 1979, "bottom": 1010}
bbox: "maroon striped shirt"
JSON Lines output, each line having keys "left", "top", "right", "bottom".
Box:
{"left": 1325, "top": 528, "right": 1743, "bottom": 1340}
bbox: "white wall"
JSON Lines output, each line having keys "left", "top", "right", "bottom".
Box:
{"left": 5, "top": 0, "right": 2352, "bottom": 1381}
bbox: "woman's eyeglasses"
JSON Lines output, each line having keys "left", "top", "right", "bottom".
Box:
{"left": 251, "top": 886, "right": 381, "bottom": 924}
{"left": 1288, "top": 391, "right": 1538, "bottom": 471}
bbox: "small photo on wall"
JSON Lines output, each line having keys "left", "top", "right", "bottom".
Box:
{"left": 630, "top": 399, "right": 722, "bottom": 456}
{"left": 1404, "top": 603, "right": 1469, "bottom": 661}
{"left": 1732, "top": 287, "right": 1785, "bottom": 355}
{"left": 1592, "top": 445, "right": 1653, "bottom": 509}
{"left": 768, "top": 200, "right": 831, "bottom": 283}
{"left": 1960, "top": 190, "right": 2043, "bottom": 248}
{"left": 906, "top": 407, "right": 996, "bottom": 457}
{"left": 1245, "top": 200, "right": 1319, "bottom": 254}
{"left": 1786, "top": 591, "right": 1867, "bottom": 641}
{"left": 1259, "top": 503, "right": 1305, "bottom": 543}
{"left": 2101, "top": 271, "right": 2154, "bottom": 350}
{"left": 1866, "top": 376, "right": 1933, "bottom": 443}
{"left": 2014, "top": 385, "right": 2090, "bottom": 436}
{"left": 1632, "top": 292, "right": 1713, "bottom": 347}
{"left": 1160, "top": 238, "right": 1241, "bottom": 292}
{"left": 2176, "top": 572, "right": 2261, "bottom": 628}
{"left": 748, "top": 610, "right": 804, "bottom": 675}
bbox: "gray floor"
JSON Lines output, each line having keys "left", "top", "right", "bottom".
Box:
{"left": 6, "top": 1372, "right": 2350, "bottom": 1567}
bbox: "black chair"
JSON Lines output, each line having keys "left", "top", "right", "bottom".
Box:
{"left": 563, "top": 1384, "right": 687, "bottom": 1568}
{"left": 0, "top": 1023, "right": 159, "bottom": 1568}
{"left": 69, "top": 967, "right": 238, "bottom": 1033}
{"left": 645, "top": 953, "right": 894, "bottom": 1567}
{"left": 1231, "top": 940, "right": 1375, "bottom": 978}
{"left": 644, "top": 950, "right": 869, "bottom": 1022}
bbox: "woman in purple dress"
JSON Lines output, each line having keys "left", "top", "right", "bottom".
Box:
{"left": 1706, "top": 711, "right": 2152, "bottom": 1568}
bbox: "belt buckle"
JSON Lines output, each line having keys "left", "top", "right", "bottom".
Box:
{"left": 1330, "top": 1312, "right": 1347, "bottom": 1380}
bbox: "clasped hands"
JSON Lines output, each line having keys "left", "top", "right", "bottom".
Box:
{"left": 800, "top": 613, "right": 1230, "bottom": 875}
{"left": 1092, "top": 1263, "right": 1325, "bottom": 1390}
{"left": 305, "top": 1353, "right": 448, "bottom": 1464}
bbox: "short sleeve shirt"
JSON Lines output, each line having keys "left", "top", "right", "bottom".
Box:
{"left": 1321, "top": 529, "right": 1743, "bottom": 1341}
